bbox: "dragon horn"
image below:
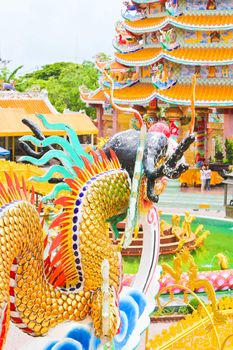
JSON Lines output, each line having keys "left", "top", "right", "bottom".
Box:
{"left": 189, "top": 73, "right": 197, "bottom": 134}
{"left": 103, "top": 69, "right": 144, "bottom": 128}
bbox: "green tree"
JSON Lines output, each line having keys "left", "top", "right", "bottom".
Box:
{"left": 225, "top": 139, "right": 233, "bottom": 164}
{"left": 95, "top": 52, "right": 112, "bottom": 62}
{"left": 17, "top": 61, "right": 99, "bottom": 118}
{"left": 0, "top": 65, "right": 23, "bottom": 82}
{"left": 214, "top": 136, "right": 224, "bottom": 162}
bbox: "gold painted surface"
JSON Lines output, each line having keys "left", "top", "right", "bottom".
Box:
{"left": 0, "top": 156, "right": 131, "bottom": 347}
{"left": 0, "top": 160, "right": 55, "bottom": 196}
{"left": 0, "top": 110, "right": 97, "bottom": 136}
{"left": 147, "top": 307, "right": 233, "bottom": 349}
{"left": 148, "top": 249, "right": 233, "bottom": 349}
{"left": 179, "top": 168, "right": 223, "bottom": 186}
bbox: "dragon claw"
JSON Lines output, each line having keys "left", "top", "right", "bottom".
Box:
{"left": 169, "top": 163, "right": 189, "bottom": 179}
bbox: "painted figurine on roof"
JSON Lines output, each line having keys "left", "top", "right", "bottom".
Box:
{"left": 114, "top": 24, "right": 142, "bottom": 53}
{"left": 101, "top": 66, "right": 139, "bottom": 89}
{"left": 0, "top": 80, "right": 16, "bottom": 91}
{"left": 165, "top": 0, "right": 183, "bottom": 16}
{"left": 207, "top": 0, "right": 216, "bottom": 10}
{"left": 159, "top": 28, "right": 180, "bottom": 51}
{"left": 115, "top": 20, "right": 142, "bottom": 50}
{"left": 152, "top": 62, "right": 177, "bottom": 90}
{"left": 122, "top": 1, "right": 147, "bottom": 21}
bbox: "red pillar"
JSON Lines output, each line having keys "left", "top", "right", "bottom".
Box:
{"left": 112, "top": 109, "right": 118, "bottom": 135}
{"left": 224, "top": 108, "right": 233, "bottom": 139}
{"left": 169, "top": 118, "right": 180, "bottom": 141}
{"left": 96, "top": 105, "right": 104, "bottom": 137}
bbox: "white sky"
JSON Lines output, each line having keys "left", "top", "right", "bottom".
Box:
{"left": 0, "top": 0, "right": 122, "bottom": 74}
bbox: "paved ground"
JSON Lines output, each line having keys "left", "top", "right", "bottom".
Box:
{"left": 159, "top": 180, "right": 225, "bottom": 217}
{"left": 138, "top": 322, "right": 172, "bottom": 350}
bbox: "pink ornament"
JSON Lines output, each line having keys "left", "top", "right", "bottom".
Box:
{"left": 169, "top": 120, "right": 179, "bottom": 137}
{"left": 148, "top": 122, "right": 171, "bottom": 138}
{"left": 159, "top": 269, "right": 233, "bottom": 294}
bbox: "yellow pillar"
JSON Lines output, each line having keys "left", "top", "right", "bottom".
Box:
{"left": 12, "top": 137, "right": 15, "bottom": 161}
{"left": 5, "top": 137, "right": 9, "bottom": 149}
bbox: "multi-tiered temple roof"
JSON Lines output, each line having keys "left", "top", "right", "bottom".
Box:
{"left": 82, "top": 0, "right": 233, "bottom": 108}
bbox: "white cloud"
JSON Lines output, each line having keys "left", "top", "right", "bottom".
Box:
{"left": 0, "top": 0, "right": 122, "bottom": 73}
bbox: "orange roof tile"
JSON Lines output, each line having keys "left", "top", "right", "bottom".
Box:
{"left": 0, "top": 109, "right": 97, "bottom": 136}
{"left": 110, "top": 61, "right": 129, "bottom": 70}
{"left": 80, "top": 89, "right": 107, "bottom": 104}
{"left": 105, "top": 83, "right": 156, "bottom": 104}
{"left": 0, "top": 99, "right": 52, "bottom": 114}
{"left": 175, "top": 14, "right": 233, "bottom": 30}
{"left": 125, "top": 14, "right": 233, "bottom": 33}
{"left": 89, "top": 90, "right": 106, "bottom": 101}
{"left": 115, "top": 47, "right": 233, "bottom": 65}
{"left": 105, "top": 82, "right": 233, "bottom": 106}
{"left": 155, "top": 84, "right": 233, "bottom": 106}
{"left": 169, "top": 47, "right": 233, "bottom": 64}
{"left": 115, "top": 48, "right": 161, "bottom": 66}
{"left": 125, "top": 17, "right": 166, "bottom": 32}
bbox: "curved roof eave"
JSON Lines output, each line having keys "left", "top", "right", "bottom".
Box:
{"left": 105, "top": 83, "right": 233, "bottom": 106}
{"left": 115, "top": 50, "right": 233, "bottom": 67}
{"left": 125, "top": 16, "right": 233, "bottom": 33}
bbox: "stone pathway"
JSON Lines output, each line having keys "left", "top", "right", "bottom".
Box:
{"left": 159, "top": 180, "right": 225, "bottom": 214}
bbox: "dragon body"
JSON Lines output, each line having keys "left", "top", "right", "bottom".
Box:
{"left": 0, "top": 153, "right": 131, "bottom": 349}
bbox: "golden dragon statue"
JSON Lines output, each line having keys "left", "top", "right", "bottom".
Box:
{"left": 0, "top": 151, "right": 130, "bottom": 349}
{"left": 0, "top": 109, "right": 195, "bottom": 349}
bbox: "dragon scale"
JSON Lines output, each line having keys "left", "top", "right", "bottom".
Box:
{"left": 0, "top": 155, "right": 131, "bottom": 348}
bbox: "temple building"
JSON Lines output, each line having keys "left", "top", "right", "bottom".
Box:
{"left": 81, "top": 0, "right": 233, "bottom": 165}
{"left": 0, "top": 89, "right": 97, "bottom": 159}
